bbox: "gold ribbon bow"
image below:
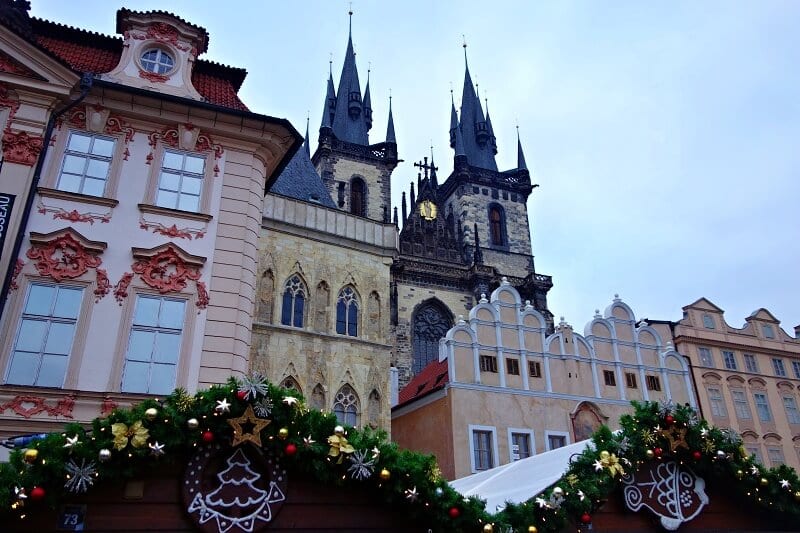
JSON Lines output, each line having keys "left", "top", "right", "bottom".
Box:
{"left": 111, "top": 421, "right": 149, "bottom": 451}
{"left": 600, "top": 450, "right": 625, "bottom": 477}
{"left": 327, "top": 434, "right": 355, "bottom": 463}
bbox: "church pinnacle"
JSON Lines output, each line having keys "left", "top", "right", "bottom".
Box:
{"left": 451, "top": 41, "right": 498, "bottom": 171}
{"left": 325, "top": 8, "right": 371, "bottom": 145}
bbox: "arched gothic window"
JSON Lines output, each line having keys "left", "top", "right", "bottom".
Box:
{"left": 333, "top": 384, "right": 359, "bottom": 426}
{"left": 280, "top": 376, "right": 302, "bottom": 396}
{"left": 336, "top": 286, "right": 359, "bottom": 336}
{"left": 281, "top": 275, "right": 306, "bottom": 328}
{"left": 350, "top": 177, "right": 366, "bottom": 217}
{"left": 488, "top": 204, "right": 506, "bottom": 246}
{"left": 412, "top": 301, "right": 453, "bottom": 374}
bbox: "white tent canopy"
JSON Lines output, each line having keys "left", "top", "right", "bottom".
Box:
{"left": 450, "top": 440, "right": 592, "bottom": 513}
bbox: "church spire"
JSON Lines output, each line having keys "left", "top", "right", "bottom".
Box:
{"left": 517, "top": 126, "right": 527, "bottom": 170}
{"left": 363, "top": 66, "right": 373, "bottom": 131}
{"left": 304, "top": 115, "right": 311, "bottom": 157}
{"left": 386, "top": 93, "right": 396, "bottom": 144}
{"left": 330, "top": 8, "right": 369, "bottom": 144}
{"left": 485, "top": 97, "right": 497, "bottom": 155}
{"left": 453, "top": 40, "right": 497, "bottom": 171}
{"left": 429, "top": 146, "right": 438, "bottom": 190}
{"left": 320, "top": 59, "right": 336, "bottom": 130}
{"left": 449, "top": 89, "right": 459, "bottom": 148}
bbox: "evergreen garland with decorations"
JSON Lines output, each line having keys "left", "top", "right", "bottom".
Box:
{"left": 0, "top": 376, "right": 798, "bottom": 532}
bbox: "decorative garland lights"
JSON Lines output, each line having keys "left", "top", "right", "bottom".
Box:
{"left": 0, "top": 376, "right": 797, "bottom": 532}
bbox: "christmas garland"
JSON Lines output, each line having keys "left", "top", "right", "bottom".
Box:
{"left": 1, "top": 376, "right": 798, "bottom": 532}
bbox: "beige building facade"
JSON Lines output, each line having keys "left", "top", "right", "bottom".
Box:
{"left": 0, "top": 7, "right": 298, "bottom": 443}
{"left": 250, "top": 193, "right": 396, "bottom": 431}
{"left": 392, "top": 281, "right": 695, "bottom": 480}
{"left": 654, "top": 298, "right": 800, "bottom": 471}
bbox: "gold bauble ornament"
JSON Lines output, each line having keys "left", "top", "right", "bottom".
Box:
{"left": 278, "top": 427, "right": 289, "bottom": 440}
{"left": 144, "top": 407, "right": 158, "bottom": 421}
{"left": 760, "top": 477, "right": 769, "bottom": 487}
{"left": 187, "top": 418, "right": 199, "bottom": 429}
{"left": 379, "top": 468, "right": 391, "bottom": 481}
{"left": 645, "top": 449, "right": 655, "bottom": 459}
{"left": 794, "top": 490, "right": 800, "bottom": 502}
{"left": 23, "top": 449, "right": 38, "bottom": 463}
{"left": 736, "top": 469, "right": 744, "bottom": 480}
{"left": 334, "top": 425, "right": 345, "bottom": 436}
{"left": 483, "top": 524, "right": 493, "bottom": 533}
{"left": 528, "top": 527, "right": 538, "bottom": 533}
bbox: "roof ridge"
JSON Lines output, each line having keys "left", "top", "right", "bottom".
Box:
{"left": 31, "top": 17, "right": 121, "bottom": 46}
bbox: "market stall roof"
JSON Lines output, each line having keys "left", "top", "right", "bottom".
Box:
{"left": 451, "top": 439, "right": 592, "bottom": 513}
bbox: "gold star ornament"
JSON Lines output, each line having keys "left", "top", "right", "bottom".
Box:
{"left": 227, "top": 405, "right": 271, "bottom": 447}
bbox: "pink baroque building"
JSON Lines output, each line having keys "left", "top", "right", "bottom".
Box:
{"left": 650, "top": 298, "right": 800, "bottom": 471}
{"left": 0, "top": 5, "right": 299, "bottom": 444}
{"left": 392, "top": 279, "right": 695, "bottom": 480}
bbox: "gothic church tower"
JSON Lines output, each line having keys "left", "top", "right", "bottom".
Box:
{"left": 312, "top": 15, "right": 398, "bottom": 222}
{"left": 392, "top": 49, "right": 553, "bottom": 387}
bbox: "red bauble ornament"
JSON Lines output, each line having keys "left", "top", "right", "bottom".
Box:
{"left": 580, "top": 512, "right": 592, "bottom": 524}
{"left": 201, "top": 431, "right": 214, "bottom": 443}
{"left": 448, "top": 507, "right": 460, "bottom": 519}
{"left": 654, "top": 447, "right": 663, "bottom": 458}
{"left": 665, "top": 415, "right": 675, "bottom": 426}
{"left": 285, "top": 443, "right": 297, "bottom": 456}
{"left": 236, "top": 390, "right": 248, "bottom": 401}
{"left": 692, "top": 450, "right": 702, "bottom": 461}
{"left": 30, "top": 486, "right": 46, "bottom": 501}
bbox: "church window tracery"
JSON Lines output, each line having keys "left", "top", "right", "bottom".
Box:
{"left": 411, "top": 301, "right": 453, "bottom": 374}
{"left": 336, "top": 286, "right": 359, "bottom": 336}
{"left": 333, "top": 384, "right": 359, "bottom": 426}
{"left": 281, "top": 275, "right": 306, "bottom": 328}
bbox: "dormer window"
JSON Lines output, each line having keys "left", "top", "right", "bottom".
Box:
{"left": 140, "top": 48, "right": 175, "bottom": 75}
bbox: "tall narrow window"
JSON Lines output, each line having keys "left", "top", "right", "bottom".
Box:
{"left": 529, "top": 361, "right": 542, "bottom": 378}
{"left": 156, "top": 150, "right": 205, "bottom": 212}
{"left": 335, "top": 286, "right": 359, "bottom": 336}
{"left": 121, "top": 295, "right": 185, "bottom": 395}
{"left": 411, "top": 301, "right": 452, "bottom": 374}
{"left": 698, "top": 347, "right": 714, "bottom": 367}
{"left": 792, "top": 361, "right": 800, "bottom": 379}
{"left": 767, "top": 447, "right": 784, "bottom": 466}
{"left": 772, "top": 358, "right": 787, "bottom": 377}
{"left": 753, "top": 392, "right": 772, "bottom": 422}
{"left": 625, "top": 372, "right": 637, "bottom": 389}
{"left": 488, "top": 204, "right": 506, "bottom": 246}
{"left": 603, "top": 370, "right": 616, "bottom": 386}
{"left": 722, "top": 351, "right": 737, "bottom": 370}
{"left": 472, "top": 430, "right": 494, "bottom": 470}
{"left": 57, "top": 132, "right": 114, "bottom": 196}
{"left": 783, "top": 396, "right": 800, "bottom": 424}
{"left": 731, "top": 390, "right": 752, "bottom": 420}
{"left": 333, "top": 384, "right": 359, "bottom": 426}
{"left": 281, "top": 275, "right": 306, "bottom": 328}
{"left": 6, "top": 283, "right": 83, "bottom": 387}
{"left": 350, "top": 177, "right": 366, "bottom": 217}
{"left": 762, "top": 324, "right": 775, "bottom": 339}
{"left": 702, "top": 314, "right": 715, "bottom": 329}
{"left": 707, "top": 387, "right": 727, "bottom": 417}
{"left": 743, "top": 353, "right": 759, "bottom": 373}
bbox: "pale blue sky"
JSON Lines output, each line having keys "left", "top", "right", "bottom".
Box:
{"left": 31, "top": 1, "right": 800, "bottom": 332}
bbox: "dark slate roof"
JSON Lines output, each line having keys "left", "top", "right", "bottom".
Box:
{"left": 453, "top": 56, "right": 498, "bottom": 171}
{"left": 330, "top": 26, "right": 370, "bottom": 144}
{"left": 517, "top": 132, "right": 527, "bottom": 170}
{"left": 386, "top": 97, "right": 396, "bottom": 143}
{"left": 270, "top": 138, "right": 336, "bottom": 208}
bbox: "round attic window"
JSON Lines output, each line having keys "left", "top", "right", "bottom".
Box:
{"left": 140, "top": 48, "right": 175, "bottom": 74}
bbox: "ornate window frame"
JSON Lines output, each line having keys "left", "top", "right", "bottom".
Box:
{"left": 141, "top": 123, "right": 222, "bottom": 219}
{"left": 1, "top": 276, "right": 93, "bottom": 390}
{"left": 41, "top": 105, "right": 134, "bottom": 203}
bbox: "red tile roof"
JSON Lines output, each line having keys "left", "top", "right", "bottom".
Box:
{"left": 397, "top": 358, "right": 450, "bottom": 406}
{"left": 29, "top": 18, "right": 248, "bottom": 111}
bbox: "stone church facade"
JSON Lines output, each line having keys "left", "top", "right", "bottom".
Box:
{"left": 250, "top": 23, "right": 555, "bottom": 431}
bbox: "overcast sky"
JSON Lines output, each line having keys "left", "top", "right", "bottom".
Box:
{"left": 31, "top": 1, "right": 800, "bottom": 334}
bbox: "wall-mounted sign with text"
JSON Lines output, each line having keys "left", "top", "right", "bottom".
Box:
{"left": 0, "top": 193, "right": 16, "bottom": 261}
